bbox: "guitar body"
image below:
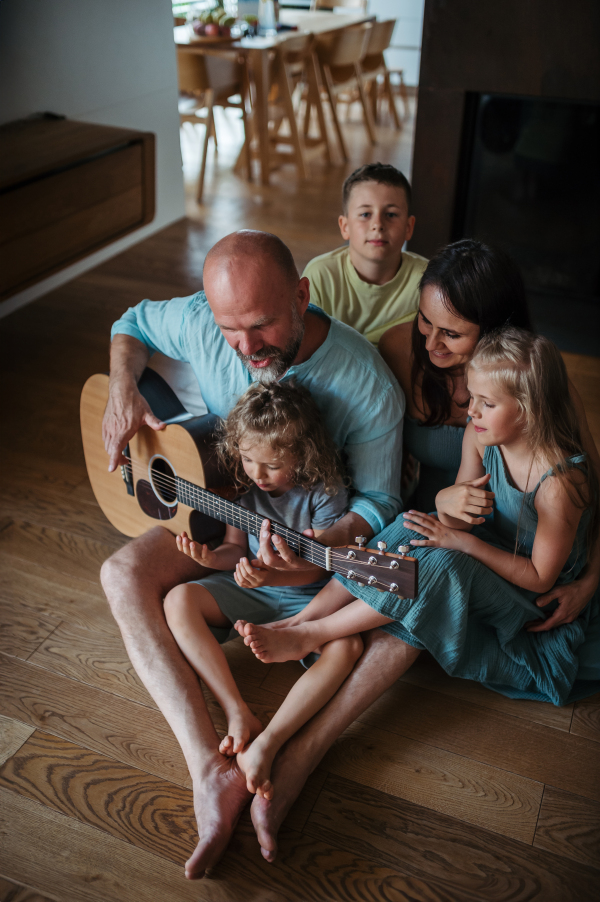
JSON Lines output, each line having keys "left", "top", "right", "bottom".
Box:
{"left": 81, "top": 370, "right": 418, "bottom": 597}
{"left": 80, "top": 372, "right": 228, "bottom": 542}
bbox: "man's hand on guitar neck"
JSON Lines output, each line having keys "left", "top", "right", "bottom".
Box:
{"left": 257, "top": 513, "right": 374, "bottom": 573}
{"left": 103, "top": 335, "right": 166, "bottom": 472}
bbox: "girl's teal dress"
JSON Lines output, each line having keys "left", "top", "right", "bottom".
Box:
{"left": 335, "top": 445, "right": 600, "bottom": 706}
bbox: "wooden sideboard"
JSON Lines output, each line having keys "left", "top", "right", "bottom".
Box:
{"left": 0, "top": 116, "right": 155, "bottom": 302}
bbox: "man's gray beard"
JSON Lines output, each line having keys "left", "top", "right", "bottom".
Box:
{"left": 237, "top": 312, "right": 304, "bottom": 384}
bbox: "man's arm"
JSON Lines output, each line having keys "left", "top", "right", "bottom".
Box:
{"left": 103, "top": 335, "right": 166, "bottom": 472}
{"left": 344, "top": 418, "right": 404, "bottom": 534}
{"left": 104, "top": 294, "right": 201, "bottom": 471}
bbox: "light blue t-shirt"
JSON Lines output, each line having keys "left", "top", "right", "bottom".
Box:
{"left": 111, "top": 295, "right": 405, "bottom": 532}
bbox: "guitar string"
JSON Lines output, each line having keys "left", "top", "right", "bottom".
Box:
{"left": 120, "top": 457, "right": 333, "bottom": 554}
{"left": 120, "top": 457, "right": 414, "bottom": 576}
{"left": 121, "top": 457, "right": 331, "bottom": 566}
{"left": 119, "top": 458, "right": 415, "bottom": 572}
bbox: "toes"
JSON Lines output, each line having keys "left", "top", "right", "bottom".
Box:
{"left": 257, "top": 781, "right": 273, "bottom": 800}
{"left": 246, "top": 776, "right": 257, "bottom": 794}
{"left": 219, "top": 735, "right": 234, "bottom": 756}
{"left": 253, "top": 650, "right": 268, "bottom": 662}
{"left": 232, "top": 734, "right": 248, "bottom": 755}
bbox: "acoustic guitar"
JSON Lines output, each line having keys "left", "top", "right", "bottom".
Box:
{"left": 81, "top": 370, "right": 418, "bottom": 597}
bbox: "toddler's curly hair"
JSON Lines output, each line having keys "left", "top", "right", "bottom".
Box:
{"left": 217, "top": 382, "right": 345, "bottom": 496}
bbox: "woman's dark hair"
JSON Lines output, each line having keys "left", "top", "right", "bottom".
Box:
{"left": 412, "top": 239, "right": 533, "bottom": 426}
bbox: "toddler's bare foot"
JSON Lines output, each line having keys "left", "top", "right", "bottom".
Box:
{"left": 242, "top": 622, "right": 318, "bottom": 663}
{"left": 237, "top": 736, "right": 276, "bottom": 799}
{"left": 219, "top": 708, "right": 263, "bottom": 756}
{"left": 234, "top": 614, "right": 302, "bottom": 640}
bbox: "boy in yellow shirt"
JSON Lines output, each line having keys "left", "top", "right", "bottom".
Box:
{"left": 303, "top": 163, "right": 427, "bottom": 345}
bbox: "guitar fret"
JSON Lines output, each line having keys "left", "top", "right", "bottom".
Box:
{"left": 175, "top": 477, "right": 329, "bottom": 569}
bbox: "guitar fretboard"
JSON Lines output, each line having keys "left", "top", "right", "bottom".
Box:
{"left": 176, "top": 477, "right": 329, "bottom": 569}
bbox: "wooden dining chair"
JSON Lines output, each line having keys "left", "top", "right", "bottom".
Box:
{"left": 177, "top": 47, "right": 251, "bottom": 202}
{"left": 240, "top": 34, "right": 330, "bottom": 179}
{"left": 272, "top": 34, "right": 333, "bottom": 174}
{"left": 314, "top": 22, "right": 375, "bottom": 161}
{"left": 354, "top": 19, "right": 402, "bottom": 130}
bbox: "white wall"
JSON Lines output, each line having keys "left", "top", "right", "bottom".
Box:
{"left": 0, "top": 0, "right": 185, "bottom": 317}
{"left": 369, "top": 0, "right": 425, "bottom": 86}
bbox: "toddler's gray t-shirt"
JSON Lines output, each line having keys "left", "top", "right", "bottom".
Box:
{"left": 238, "top": 482, "right": 348, "bottom": 589}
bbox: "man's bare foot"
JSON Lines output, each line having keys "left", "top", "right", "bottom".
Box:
{"left": 250, "top": 744, "right": 310, "bottom": 863}
{"left": 186, "top": 754, "right": 252, "bottom": 879}
{"left": 239, "top": 622, "right": 318, "bottom": 663}
{"left": 236, "top": 736, "right": 276, "bottom": 799}
{"left": 218, "top": 708, "right": 264, "bottom": 756}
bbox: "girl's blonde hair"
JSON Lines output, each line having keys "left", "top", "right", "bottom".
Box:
{"left": 217, "top": 381, "right": 345, "bottom": 495}
{"left": 468, "top": 326, "right": 598, "bottom": 550}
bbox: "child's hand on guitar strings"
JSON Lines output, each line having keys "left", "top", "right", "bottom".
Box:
{"left": 176, "top": 532, "right": 218, "bottom": 568}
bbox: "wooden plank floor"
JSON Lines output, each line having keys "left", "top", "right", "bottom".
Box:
{"left": 1, "top": 97, "right": 600, "bottom": 902}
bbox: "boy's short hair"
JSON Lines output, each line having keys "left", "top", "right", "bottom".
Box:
{"left": 342, "top": 163, "right": 412, "bottom": 215}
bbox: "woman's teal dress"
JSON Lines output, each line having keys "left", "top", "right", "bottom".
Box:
{"left": 404, "top": 416, "right": 464, "bottom": 512}
{"left": 335, "top": 445, "right": 600, "bottom": 705}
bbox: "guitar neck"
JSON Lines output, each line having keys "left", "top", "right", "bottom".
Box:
{"left": 176, "top": 477, "right": 330, "bottom": 570}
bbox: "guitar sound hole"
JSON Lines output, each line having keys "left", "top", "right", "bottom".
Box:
{"left": 136, "top": 480, "right": 177, "bottom": 521}
{"left": 151, "top": 458, "right": 177, "bottom": 504}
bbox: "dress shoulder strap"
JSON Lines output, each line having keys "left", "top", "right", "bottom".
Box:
{"left": 534, "top": 453, "right": 588, "bottom": 493}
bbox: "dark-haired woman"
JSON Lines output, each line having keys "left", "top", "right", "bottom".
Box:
{"left": 380, "top": 238, "right": 600, "bottom": 631}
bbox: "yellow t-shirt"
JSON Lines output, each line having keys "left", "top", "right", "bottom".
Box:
{"left": 303, "top": 245, "right": 428, "bottom": 345}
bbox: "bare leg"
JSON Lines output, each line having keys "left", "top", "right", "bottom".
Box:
{"left": 236, "top": 634, "right": 363, "bottom": 798}
{"left": 238, "top": 578, "right": 357, "bottom": 634}
{"left": 239, "top": 598, "right": 392, "bottom": 663}
{"left": 250, "top": 629, "right": 421, "bottom": 861}
{"left": 163, "top": 582, "right": 263, "bottom": 755}
{"left": 100, "top": 526, "right": 251, "bottom": 879}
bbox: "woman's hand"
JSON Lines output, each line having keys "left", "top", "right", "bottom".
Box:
{"left": 403, "top": 511, "right": 465, "bottom": 550}
{"left": 176, "top": 532, "right": 218, "bottom": 569}
{"left": 436, "top": 474, "right": 495, "bottom": 525}
{"left": 234, "top": 557, "right": 279, "bottom": 589}
{"left": 527, "top": 577, "right": 596, "bottom": 632}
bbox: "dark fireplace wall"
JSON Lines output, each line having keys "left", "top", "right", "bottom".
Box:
{"left": 410, "top": 0, "right": 600, "bottom": 258}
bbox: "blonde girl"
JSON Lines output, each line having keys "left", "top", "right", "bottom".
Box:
{"left": 164, "top": 381, "right": 362, "bottom": 799}
{"left": 239, "top": 328, "right": 600, "bottom": 707}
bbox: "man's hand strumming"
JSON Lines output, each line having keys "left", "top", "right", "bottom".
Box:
{"left": 102, "top": 385, "right": 165, "bottom": 472}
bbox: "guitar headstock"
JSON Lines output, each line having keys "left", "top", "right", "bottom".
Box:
{"left": 331, "top": 539, "right": 418, "bottom": 598}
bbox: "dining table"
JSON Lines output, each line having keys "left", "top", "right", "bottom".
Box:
{"left": 174, "top": 9, "right": 374, "bottom": 184}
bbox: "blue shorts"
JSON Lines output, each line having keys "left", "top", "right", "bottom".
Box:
{"left": 190, "top": 571, "right": 324, "bottom": 642}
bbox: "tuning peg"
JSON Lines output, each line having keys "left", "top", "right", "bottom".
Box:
{"left": 389, "top": 583, "right": 399, "bottom": 593}
{"left": 355, "top": 535, "right": 367, "bottom": 549}
{"left": 377, "top": 541, "right": 387, "bottom": 553}
{"left": 397, "top": 545, "right": 411, "bottom": 556}
{"left": 367, "top": 575, "right": 378, "bottom": 586}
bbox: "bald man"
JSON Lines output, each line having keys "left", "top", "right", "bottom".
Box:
{"left": 100, "top": 231, "right": 417, "bottom": 879}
